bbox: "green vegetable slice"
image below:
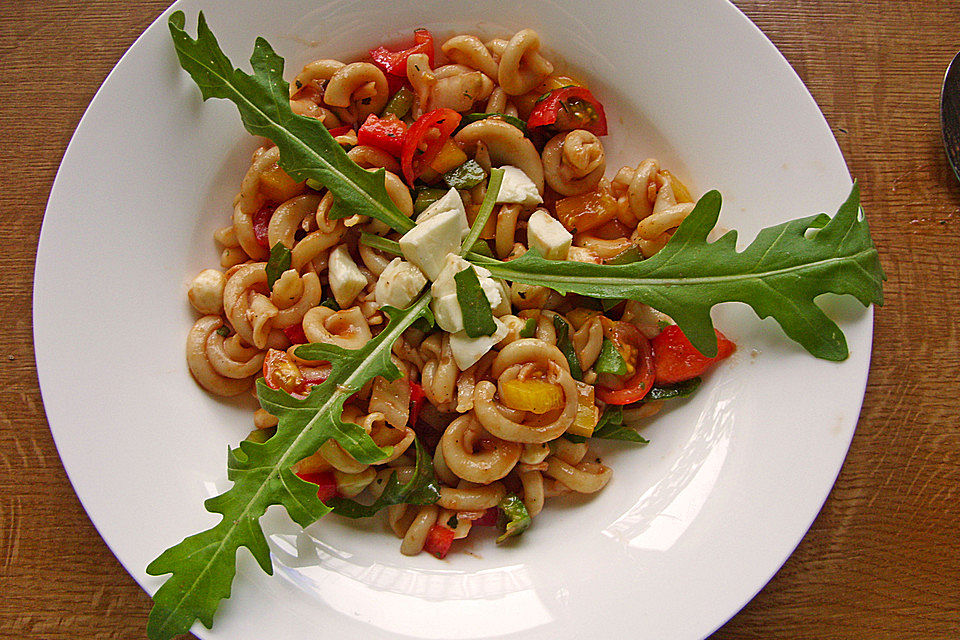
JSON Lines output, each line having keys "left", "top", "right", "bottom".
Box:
{"left": 474, "top": 185, "right": 884, "bottom": 360}
{"left": 519, "top": 317, "right": 537, "bottom": 338}
{"left": 381, "top": 86, "right": 414, "bottom": 118}
{"left": 594, "top": 338, "right": 627, "bottom": 375}
{"left": 413, "top": 187, "right": 448, "bottom": 215}
{"left": 443, "top": 159, "right": 487, "bottom": 189}
{"left": 265, "top": 242, "right": 291, "bottom": 290}
{"left": 145, "top": 294, "right": 432, "bottom": 640}
{"left": 565, "top": 405, "right": 649, "bottom": 444}
{"left": 327, "top": 438, "right": 440, "bottom": 518}
{"left": 455, "top": 267, "right": 497, "bottom": 337}
{"left": 551, "top": 314, "right": 583, "bottom": 380}
{"left": 496, "top": 494, "right": 532, "bottom": 543}
{"left": 168, "top": 11, "right": 413, "bottom": 234}
{"left": 646, "top": 377, "right": 702, "bottom": 401}
{"left": 605, "top": 246, "right": 643, "bottom": 265}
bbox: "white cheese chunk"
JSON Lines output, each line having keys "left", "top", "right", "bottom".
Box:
{"left": 374, "top": 258, "right": 427, "bottom": 309}
{"left": 449, "top": 319, "right": 509, "bottom": 370}
{"left": 496, "top": 165, "right": 543, "bottom": 207}
{"left": 431, "top": 253, "right": 494, "bottom": 299}
{"left": 328, "top": 244, "right": 368, "bottom": 308}
{"left": 417, "top": 187, "right": 469, "bottom": 235}
{"left": 399, "top": 209, "right": 466, "bottom": 280}
{"left": 527, "top": 209, "right": 573, "bottom": 260}
{"left": 431, "top": 292, "right": 466, "bottom": 333}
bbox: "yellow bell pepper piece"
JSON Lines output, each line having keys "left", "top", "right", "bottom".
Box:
{"left": 567, "top": 381, "right": 599, "bottom": 437}
{"left": 500, "top": 379, "right": 564, "bottom": 414}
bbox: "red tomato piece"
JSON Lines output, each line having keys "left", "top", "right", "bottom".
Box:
{"left": 357, "top": 113, "right": 408, "bottom": 157}
{"left": 400, "top": 108, "right": 462, "bottom": 186}
{"left": 252, "top": 203, "right": 275, "bottom": 248}
{"left": 262, "top": 349, "right": 303, "bottom": 392}
{"left": 282, "top": 323, "right": 308, "bottom": 344}
{"left": 295, "top": 470, "right": 338, "bottom": 504}
{"left": 423, "top": 523, "right": 455, "bottom": 559}
{"left": 652, "top": 325, "right": 736, "bottom": 385}
{"left": 595, "top": 324, "right": 656, "bottom": 405}
{"left": 527, "top": 86, "right": 608, "bottom": 136}
{"left": 408, "top": 380, "right": 426, "bottom": 426}
{"left": 369, "top": 28, "right": 435, "bottom": 76}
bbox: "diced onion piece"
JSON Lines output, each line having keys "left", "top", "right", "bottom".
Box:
{"left": 500, "top": 379, "right": 563, "bottom": 414}
{"left": 555, "top": 184, "right": 618, "bottom": 234}
{"left": 567, "top": 381, "right": 598, "bottom": 437}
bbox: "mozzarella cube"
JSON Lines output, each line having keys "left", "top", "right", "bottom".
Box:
{"left": 496, "top": 165, "right": 543, "bottom": 207}
{"left": 328, "top": 244, "right": 368, "bottom": 308}
{"left": 431, "top": 292, "right": 465, "bottom": 333}
{"left": 490, "top": 279, "right": 511, "bottom": 316}
{"left": 527, "top": 209, "right": 573, "bottom": 260}
{"left": 449, "top": 319, "right": 509, "bottom": 370}
{"left": 374, "top": 258, "right": 427, "bottom": 309}
{"left": 417, "top": 187, "right": 469, "bottom": 235}
{"left": 399, "top": 209, "right": 466, "bottom": 280}
{"left": 431, "top": 267, "right": 503, "bottom": 333}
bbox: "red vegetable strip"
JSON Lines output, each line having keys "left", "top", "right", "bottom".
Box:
{"left": 357, "top": 113, "right": 408, "bottom": 157}
{"left": 527, "top": 86, "right": 608, "bottom": 136}
{"left": 400, "top": 108, "right": 461, "bottom": 186}
{"left": 408, "top": 380, "right": 426, "bottom": 426}
{"left": 252, "top": 203, "right": 275, "bottom": 248}
{"left": 651, "top": 325, "right": 735, "bottom": 385}
{"left": 423, "top": 523, "right": 455, "bottom": 559}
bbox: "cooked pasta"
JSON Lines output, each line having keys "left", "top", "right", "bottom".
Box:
{"left": 186, "top": 27, "right": 735, "bottom": 559}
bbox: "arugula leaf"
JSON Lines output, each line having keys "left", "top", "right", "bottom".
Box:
{"left": 168, "top": 11, "right": 413, "bottom": 234}
{"left": 145, "top": 293, "right": 432, "bottom": 640}
{"left": 551, "top": 314, "right": 583, "bottom": 380}
{"left": 519, "top": 317, "right": 537, "bottom": 338}
{"left": 473, "top": 185, "right": 884, "bottom": 360}
{"left": 265, "top": 242, "right": 291, "bottom": 289}
{"left": 595, "top": 338, "right": 627, "bottom": 375}
{"left": 496, "top": 494, "right": 532, "bottom": 543}
{"left": 327, "top": 438, "right": 440, "bottom": 518}
{"left": 455, "top": 267, "right": 497, "bottom": 337}
{"left": 359, "top": 232, "right": 402, "bottom": 256}
{"left": 458, "top": 168, "right": 504, "bottom": 257}
{"left": 646, "top": 377, "right": 702, "bottom": 401}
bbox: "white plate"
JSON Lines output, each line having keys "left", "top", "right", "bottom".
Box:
{"left": 34, "top": 1, "right": 873, "bottom": 638}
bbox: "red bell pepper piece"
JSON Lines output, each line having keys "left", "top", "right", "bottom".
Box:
{"left": 295, "top": 470, "right": 338, "bottom": 504}
{"left": 423, "top": 523, "right": 455, "bottom": 559}
{"left": 326, "top": 124, "right": 354, "bottom": 137}
{"left": 252, "top": 203, "right": 275, "bottom": 248}
{"left": 651, "top": 325, "right": 736, "bottom": 385}
{"left": 282, "top": 323, "right": 308, "bottom": 344}
{"left": 527, "top": 86, "right": 608, "bottom": 136}
{"left": 595, "top": 324, "right": 656, "bottom": 405}
{"left": 358, "top": 113, "right": 408, "bottom": 157}
{"left": 400, "top": 108, "right": 462, "bottom": 186}
{"left": 369, "top": 29, "right": 435, "bottom": 77}
{"left": 408, "top": 380, "right": 426, "bottom": 426}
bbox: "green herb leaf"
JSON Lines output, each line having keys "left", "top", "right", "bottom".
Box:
{"left": 458, "top": 168, "right": 504, "bottom": 257}
{"left": 167, "top": 11, "right": 413, "bottom": 234}
{"left": 413, "top": 187, "right": 449, "bottom": 215}
{"left": 327, "top": 438, "right": 440, "bottom": 518}
{"left": 320, "top": 297, "right": 340, "bottom": 311}
{"left": 215, "top": 325, "right": 231, "bottom": 337}
{"left": 592, "top": 405, "right": 649, "bottom": 443}
{"left": 605, "top": 246, "right": 643, "bottom": 265}
{"left": 443, "top": 159, "right": 487, "bottom": 189}
{"left": 473, "top": 185, "right": 884, "bottom": 360}
{"left": 552, "top": 314, "right": 583, "bottom": 380}
{"left": 594, "top": 338, "right": 627, "bottom": 375}
{"left": 381, "top": 86, "right": 414, "bottom": 118}
{"left": 145, "top": 293, "right": 433, "bottom": 640}
{"left": 496, "top": 494, "right": 532, "bottom": 543}
{"left": 458, "top": 112, "right": 528, "bottom": 134}
{"left": 359, "top": 232, "right": 402, "bottom": 256}
{"left": 265, "top": 242, "right": 291, "bottom": 290}
{"left": 646, "top": 377, "right": 702, "bottom": 401}
{"left": 455, "top": 267, "right": 497, "bottom": 337}
{"left": 519, "top": 317, "right": 537, "bottom": 338}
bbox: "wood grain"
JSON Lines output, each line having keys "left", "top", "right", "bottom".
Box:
{"left": 2, "top": 1, "right": 958, "bottom": 638}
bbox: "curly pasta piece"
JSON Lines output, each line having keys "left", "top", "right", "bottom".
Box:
{"left": 520, "top": 469, "right": 545, "bottom": 517}
{"left": 430, "top": 65, "right": 494, "bottom": 113}
{"left": 436, "top": 481, "right": 506, "bottom": 511}
{"left": 545, "top": 458, "right": 612, "bottom": 493}
{"left": 442, "top": 35, "right": 500, "bottom": 79}
{"left": 348, "top": 145, "right": 401, "bottom": 175}
{"left": 542, "top": 130, "right": 606, "bottom": 196}
{"left": 270, "top": 270, "right": 322, "bottom": 329}
{"left": 405, "top": 53, "right": 436, "bottom": 119}
{"left": 186, "top": 316, "right": 257, "bottom": 396}
{"left": 267, "top": 193, "right": 324, "bottom": 249}
{"left": 233, "top": 147, "right": 279, "bottom": 261}
{"left": 291, "top": 193, "right": 348, "bottom": 270}
{"left": 302, "top": 306, "right": 372, "bottom": 349}
{"left": 440, "top": 413, "right": 521, "bottom": 484}
{"left": 494, "top": 203, "right": 522, "bottom": 258}
{"left": 223, "top": 263, "right": 271, "bottom": 348}
{"left": 633, "top": 180, "right": 695, "bottom": 241}
{"left": 572, "top": 315, "right": 603, "bottom": 370}
{"left": 497, "top": 29, "right": 554, "bottom": 95}
{"left": 323, "top": 62, "right": 389, "bottom": 124}
{"left": 399, "top": 504, "right": 440, "bottom": 556}
{"left": 455, "top": 119, "right": 544, "bottom": 193}
{"left": 289, "top": 59, "right": 344, "bottom": 98}
{"left": 420, "top": 332, "right": 458, "bottom": 409}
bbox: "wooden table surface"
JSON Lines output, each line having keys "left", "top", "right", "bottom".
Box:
{"left": 3, "top": 1, "right": 959, "bottom": 638}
